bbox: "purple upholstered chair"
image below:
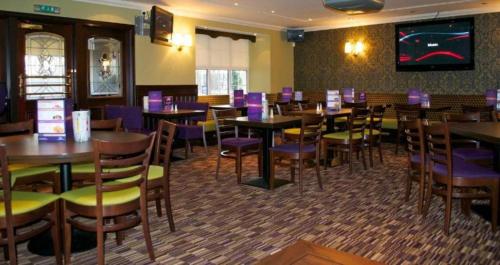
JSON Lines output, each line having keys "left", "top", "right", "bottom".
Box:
{"left": 442, "top": 112, "right": 494, "bottom": 164}
{"left": 423, "top": 122, "right": 500, "bottom": 235}
{"left": 175, "top": 102, "right": 209, "bottom": 158}
{"left": 105, "top": 105, "right": 150, "bottom": 134}
{"left": 212, "top": 109, "right": 262, "bottom": 184}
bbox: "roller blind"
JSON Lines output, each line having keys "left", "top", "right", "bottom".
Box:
{"left": 196, "top": 34, "right": 249, "bottom": 69}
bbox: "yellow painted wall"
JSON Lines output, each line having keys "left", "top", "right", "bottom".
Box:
{"left": 0, "top": 0, "right": 294, "bottom": 93}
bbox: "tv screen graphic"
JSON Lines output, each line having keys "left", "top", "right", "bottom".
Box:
{"left": 150, "top": 6, "right": 174, "bottom": 46}
{"left": 396, "top": 18, "right": 474, "bottom": 71}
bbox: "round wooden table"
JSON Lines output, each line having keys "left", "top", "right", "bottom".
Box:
{"left": 0, "top": 131, "right": 149, "bottom": 256}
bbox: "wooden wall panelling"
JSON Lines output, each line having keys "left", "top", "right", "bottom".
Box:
{"left": 136, "top": 85, "right": 198, "bottom": 108}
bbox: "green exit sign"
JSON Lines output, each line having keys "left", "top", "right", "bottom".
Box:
{"left": 34, "top": 4, "right": 61, "bottom": 14}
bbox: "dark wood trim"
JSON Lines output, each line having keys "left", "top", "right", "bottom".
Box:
{"left": 195, "top": 28, "right": 256, "bottom": 43}
{"left": 136, "top": 85, "right": 198, "bottom": 107}
{"left": 5, "top": 17, "right": 18, "bottom": 121}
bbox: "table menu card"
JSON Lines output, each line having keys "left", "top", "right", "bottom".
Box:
{"left": 343, "top": 88, "right": 354, "bottom": 103}
{"left": 163, "top": 96, "right": 173, "bottom": 111}
{"left": 148, "top": 91, "right": 162, "bottom": 112}
{"left": 407, "top": 88, "right": 421, "bottom": 105}
{"left": 72, "top": 110, "right": 90, "bottom": 142}
{"left": 326, "top": 90, "right": 341, "bottom": 111}
{"left": 485, "top": 89, "right": 497, "bottom": 107}
{"left": 420, "top": 93, "right": 431, "bottom": 108}
{"left": 37, "top": 99, "right": 66, "bottom": 142}
{"left": 247, "top": 92, "right": 263, "bottom": 120}
{"left": 282, "top": 87, "right": 293, "bottom": 102}
{"left": 359, "top": 91, "right": 366, "bottom": 102}
{"left": 234, "top": 90, "right": 245, "bottom": 107}
{"left": 294, "top": 91, "right": 303, "bottom": 101}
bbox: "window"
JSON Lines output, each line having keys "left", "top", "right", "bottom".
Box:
{"left": 88, "top": 37, "right": 122, "bottom": 97}
{"left": 195, "top": 34, "right": 249, "bottom": 96}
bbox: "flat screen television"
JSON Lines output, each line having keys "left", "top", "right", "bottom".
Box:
{"left": 150, "top": 5, "right": 174, "bottom": 46}
{"left": 287, "top": 29, "right": 305, "bottom": 42}
{"left": 396, "top": 17, "right": 474, "bottom": 71}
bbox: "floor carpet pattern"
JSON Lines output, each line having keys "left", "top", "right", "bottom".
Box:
{"left": 14, "top": 144, "right": 500, "bottom": 264}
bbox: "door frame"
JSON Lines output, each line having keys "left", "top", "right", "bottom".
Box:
{"left": 0, "top": 10, "right": 134, "bottom": 122}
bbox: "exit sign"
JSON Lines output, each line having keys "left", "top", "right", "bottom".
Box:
{"left": 34, "top": 4, "right": 60, "bottom": 14}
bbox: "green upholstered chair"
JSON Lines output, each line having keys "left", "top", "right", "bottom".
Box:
{"left": 0, "top": 120, "right": 59, "bottom": 193}
{"left": 0, "top": 145, "right": 62, "bottom": 265}
{"left": 61, "top": 133, "right": 156, "bottom": 265}
{"left": 322, "top": 108, "right": 369, "bottom": 174}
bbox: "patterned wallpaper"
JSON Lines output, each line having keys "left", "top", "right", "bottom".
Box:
{"left": 294, "top": 12, "right": 500, "bottom": 95}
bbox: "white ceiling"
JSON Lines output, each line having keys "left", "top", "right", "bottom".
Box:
{"left": 77, "top": 0, "right": 500, "bottom": 31}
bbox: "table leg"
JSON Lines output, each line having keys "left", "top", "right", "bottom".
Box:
{"left": 243, "top": 128, "right": 291, "bottom": 189}
{"left": 27, "top": 163, "right": 97, "bottom": 256}
{"left": 471, "top": 144, "right": 500, "bottom": 223}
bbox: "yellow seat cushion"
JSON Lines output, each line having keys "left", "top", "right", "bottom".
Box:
{"left": 61, "top": 184, "right": 140, "bottom": 207}
{"left": 9, "top": 165, "right": 57, "bottom": 186}
{"left": 198, "top": 120, "right": 216, "bottom": 132}
{"left": 113, "top": 165, "right": 164, "bottom": 183}
{"left": 335, "top": 116, "right": 348, "bottom": 123}
{"left": 71, "top": 163, "right": 96, "bottom": 174}
{"left": 323, "top": 131, "right": 363, "bottom": 140}
{"left": 284, "top": 126, "right": 326, "bottom": 135}
{"left": 364, "top": 129, "right": 381, "bottom": 136}
{"left": 0, "top": 191, "right": 58, "bottom": 217}
{"left": 382, "top": 118, "right": 398, "bottom": 130}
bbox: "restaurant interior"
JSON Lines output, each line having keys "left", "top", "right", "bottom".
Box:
{"left": 0, "top": 0, "right": 499, "bottom": 264}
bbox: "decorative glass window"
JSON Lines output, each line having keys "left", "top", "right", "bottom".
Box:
{"left": 24, "top": 32, "right": 67, "bottom": 100}
{"left": 88, "top": 37, "right": 122, "bottom": 97}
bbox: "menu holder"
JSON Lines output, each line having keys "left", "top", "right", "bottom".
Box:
{"left": 37, "top": 99, "right": 67, "bottom": 142}
{"left": 148, "top": 91, "right": 162, "bottom": 112}
{"left": 234, "top": 90, "right": 245, "bottom": 107}
{"left": 359, "top": 91, "right": 366, "bottom": 102}
{"left": 485, "top": 89, "right": 497, "bottom": 107}
{"left": 420, "top": 93, "right": 431, "bottom": 108}
{"left": 247, "top": 92, "right": 263, "bottom": 120}
{"left": 72, "top": 110, "right": 90, "bottom": 143}
{"left": 282, "top": 87, "right": 293, "bottom": 102}
{"left": 294, "top": 91, "right": 303, "bottom": 101}
{"left": 407, "top": 88, "right": 421, "bottom": 105}
{"left": 163, "top": 96, "right": 173, "bottom": 111}
{"left": 343, "top": 88, "right": 355, "bottom": 103}
{"left": 326, "top": 90, "right": 341, "bottom": 111}
{"left": 143, "top": 96, "right": 149, "bottom": 111}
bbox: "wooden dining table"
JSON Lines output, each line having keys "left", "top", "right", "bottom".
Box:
{"left": 223, "top": 115, "right": 302, "bottom": 189}
{"left": 143, "top": 109, "right": 206, "bottom": 130}
{"left": 0, "top": 131, "right": 149, "bottom": 256}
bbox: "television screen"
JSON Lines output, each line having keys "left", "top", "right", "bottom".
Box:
{"left": 150, "top": 6, "right": 173, "bottom": 46}
{"left": 287, "top": 30, "right": 304, "bottom": 42}
{"left": 396, "top": 18, "right": 474, "bottom": 71}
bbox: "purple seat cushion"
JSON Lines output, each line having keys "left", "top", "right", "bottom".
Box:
{"left": 410, "top": 153, "right": 424, "bottom": 164}
{"left": 453, "top": 147, "right": 494, "bottom": 161}
{"left": 176, "top": 125, "right": 203, "bottom": 140}
{"left": 432, "top": 159, "right": 500, "bottom": 179}
{"left": 270, "top": 143, "right": 316, "bottom": 154}
{"left": 221, "top": 137, "right": 261, "bottom": 148}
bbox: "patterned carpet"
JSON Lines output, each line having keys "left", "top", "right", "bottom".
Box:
{"left": 14, "top": 143, "right": 500, "bottom": 264}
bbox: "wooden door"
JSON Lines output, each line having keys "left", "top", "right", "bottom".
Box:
{"left": 16, "top": 21, "right": 73, "bottom": 120}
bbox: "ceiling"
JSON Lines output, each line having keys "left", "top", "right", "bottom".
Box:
{"left": 78, "top": 0, "right": 500, "bottom": 31}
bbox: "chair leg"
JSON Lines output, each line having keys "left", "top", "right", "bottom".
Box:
{"left": 423, "top": 174, "right": 433, "bottom": 218}
{"left": 184, "top": 140, "right": 190, "bottom": 159}
{"left": 236, "top": 148, "right": 242, "bottom": 184}
{"left": 395, "top": 126, "right": 401, "bottom": 154}
{"left": 418, "top": 170, "right": 425, "bottom": 214}
{"left": 97, "top": 217, "right": 105, "bottom": 265}
{"left": 298, "top": 159, "right": 304, "bottom": 195}
{"left": 154, "top": 188, "right": 162, "bottom": 217}
{"left": 491, "top": 182, "right": 499, "bottom": 232}
{"left": 290, "top": 165, "right": 295, "bottom": 183}
{"left": 114, "top": 216, "right": 126, "bottom": 246}
{"left": 323, "top": 141, "right": 328, "bottom": 170}
{"left": 405, "top": 169, "right": 412, "bottom": 202}
{"left": 258, "top": 144, "right": 263, "bottom": 178}
{"left": 443, "top": 185, "right": 453, "bottom": 235}
{"left": 5, "top": 218, "right": 16, "bottom": 265}
{"left": 348, "top": 145, "right": 353, "bottom": 174}
{"left": 63, "top": 203, "right": 72, "bottom": 265}
{"left": 140, "top": 191, "right": 156, "bottom": 261}
{"left": 378, "top": 140, "right": 384, "bottom": 164}
{"left": 368, "top": 142, "right": 374, "bottom": 168}
{"left": 315, "top": 151, "right": 323, "bottom": 191}
{"left": 202, "top": 132, "right": 208, "bottom": 155}
{"left": 163, "top": 176, "right": 176, "bottom": 232}
{"left": 270, "top": 151, "right": 275, "bottom": 190}
{"left": 360, "top": 146, "right": 367, "bottom": 170}
{"left": 215, "top": 155, "right": 221, "bottom": 180}
{"left": 51, "top": 203, "right": 62, "bottom": 265}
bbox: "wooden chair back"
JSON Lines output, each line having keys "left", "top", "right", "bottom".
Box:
{"left": 349, "top": 108, "right": 369, "bottom": 141}
{"left": 395, "top": 104, "right": 420, "bottom": 122}
{"left": 92, "top": 133, "right": 156, "bottom": 211}
{"left": 0, "top": 119, "right": 34, "bottom": 137}
{"left": 368, "top": 105, "right": 386, "bottom": 136}
{"left": 276, "top": 103, "right": 294, "bottom": 116}
{"left": 462, "top": 105, "right": 496, "bottom": 122}
{"left": 0, "top": 145, "right": 14, "bottom": 224}
{"left": 343, "top": 102, "right": 367, "bottom": 109}
{"left": 212, "top": 109, "right": 238, "bottom": 151}
{"left": 90, "top": 118, "right": 123, "bottom": 132}
{"left": 442, "top": 112, "right": 480, "bottom": 123}
{"left": 426, "top": 123, "right": 452, "bottom": 181}
{"left": 403, "top": 119, "right": 426, "bottom": 169}
{"left": 299, "top": 114, "right": 324, "bottom": 149}
{"left": 153, "top": 120, "right": 176, "bottom": 170}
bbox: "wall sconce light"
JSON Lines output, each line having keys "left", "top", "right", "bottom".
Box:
{"left": 345, "top": 40, "right": 364, "bottom": 56}
{"left": 171, "top": 33, "right": 193, "bottom": 51}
